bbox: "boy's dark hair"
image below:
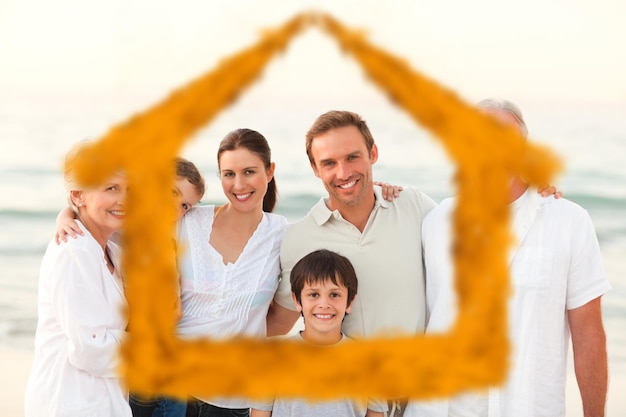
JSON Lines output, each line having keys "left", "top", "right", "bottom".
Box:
{"left": 175, "top": 157, "right": 206, "bottom": 199}
{"left": 290, "top": 249, "right": 358, "bottom": 308}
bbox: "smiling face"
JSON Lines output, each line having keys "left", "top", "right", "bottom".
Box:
{"left": 218, "top": 147, "right": 274, "bottom": 214}
{"left": 71, "top": 174, "right": 127, "bottom": 247}
{"left": 293, "top": 277, "right": 354, "bottom": 345}
{"left": 309, "top": 125, "right": 378, "bottom": 212}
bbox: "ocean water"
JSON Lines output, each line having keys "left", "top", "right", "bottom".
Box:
{"left": 1, "top": 91, "right": 625, "bottom": 382}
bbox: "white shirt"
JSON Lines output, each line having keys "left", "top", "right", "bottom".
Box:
{"left": 252, "top": 333, "right": 389, "bottom": 417}
{"left": 25, "top": 222, "right": 131, "bottom": 417}
{"left": 176, "top": 205, "right": 287, "bottom": 408}
{"left": 405, "top": 189, "right": 611, "bottom": 417}
{"left": 177, "top": 205, "right": 287, "bottom": 340}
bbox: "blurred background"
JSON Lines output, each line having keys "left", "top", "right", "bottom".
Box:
{"left": 1, "top": 0, "right": 624, "bottom": 415}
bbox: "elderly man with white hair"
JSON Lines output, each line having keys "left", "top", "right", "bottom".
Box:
{"left": 405, "top": 99, "right": 610, "bottom": 417}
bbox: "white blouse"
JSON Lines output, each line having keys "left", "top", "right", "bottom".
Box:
{"left": 24, "top": 221, "right": 131, "bottom": 417}
{"left": 176, "top": 205, "right": 287, "bottom": 340}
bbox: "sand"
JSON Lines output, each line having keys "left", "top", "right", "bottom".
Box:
{"left": 1, "top": 348, "right": 33, "bottom": 416}
{"left": 3, "top": 346, "right": 624, "bottom": 416}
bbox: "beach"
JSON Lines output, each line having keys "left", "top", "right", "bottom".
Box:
{"left": 1, "top": 103, "right": 625, "bottom": 415}
{"left": 2, "top": 1, "right": 626, "bottom": 415}
{"left": 1, "top": 348, "right": 32, "bottom": 416}
{"left": 5, "top": 345, "right": 625, "bottom": 416}
{"left": 1, "top": 0, "right": 625, "bottom": 414}
{"left": 2, "top": 99, "right": 625, "bottom": 415}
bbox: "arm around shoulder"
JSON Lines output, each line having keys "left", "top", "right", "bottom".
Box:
{"left": 54, "top": 206, "right": 82, "bottom": 243}
{"left": 266, "top": 301, "right": 300, "bottom": 337}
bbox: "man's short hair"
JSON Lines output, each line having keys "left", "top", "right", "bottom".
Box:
{"left": 305, "top": 110, "right": 376, "bottom": 165}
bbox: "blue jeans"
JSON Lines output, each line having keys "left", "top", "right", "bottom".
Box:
{"left": 130, "top": 394, "right": 157, "bottom": 417}
{"left": 154, "top": 398, "right": 187, "bottom": 417}
{"left": 130, "top": 394, "right": 187, "bottom": 417}
{"left": 185, "top": 399, "right": 249, "bottom": 417}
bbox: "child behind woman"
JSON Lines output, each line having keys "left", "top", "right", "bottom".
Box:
{"left": 129, "top": 157, "right": 205, "bottom": 417}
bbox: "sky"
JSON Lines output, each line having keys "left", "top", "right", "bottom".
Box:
{"left": 1, "top": 0, "right": 625, "bottom": 107}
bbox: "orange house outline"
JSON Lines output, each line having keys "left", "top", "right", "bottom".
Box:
{"left": 69, "top": 12, "right": 561, "bottom": 401}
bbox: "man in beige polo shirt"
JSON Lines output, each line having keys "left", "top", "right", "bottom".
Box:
{"left": 267, "top": 109, "right": 436, "bottom": 339}
{"left": 266, "top": 110, "right": 436, "bottom": 416}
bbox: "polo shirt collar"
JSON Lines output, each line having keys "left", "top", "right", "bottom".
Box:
{"left": 310, "top": 185, "right": 389, "bottom": 226}
{"left": 373, "top": 185, "right": 391, "bottom": 209}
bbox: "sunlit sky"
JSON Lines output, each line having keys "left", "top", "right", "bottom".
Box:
{"left": 1, "top": 0, "right": 625, "bottom": 105}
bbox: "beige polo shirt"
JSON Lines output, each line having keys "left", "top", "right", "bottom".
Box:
{"left": 275, "top": 186, "right": 437, "bottom": 338}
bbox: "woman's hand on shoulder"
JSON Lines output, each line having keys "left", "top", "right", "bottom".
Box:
{"left": 55, "top": 207, "right": 83, "bottom": 244}
{"left": 538, "top": 184, "right": 563, "bottom": 199}
{"left": 374, "top": 181, "right": 403, "bottom": 202}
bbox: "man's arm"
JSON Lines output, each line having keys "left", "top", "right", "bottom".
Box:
{"left": 568, "top": 296, "right": 608, "bottom": 417}
{"left": 266, "top": 301, "right": 300, "bottom": 337}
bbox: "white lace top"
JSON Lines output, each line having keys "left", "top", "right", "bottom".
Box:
{"left": 176, "top": 205, "right": 287, "bottom": 340}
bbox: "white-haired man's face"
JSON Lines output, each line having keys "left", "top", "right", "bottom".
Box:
{"left": 481, "top": 108, "right": 529, "bottom": 200}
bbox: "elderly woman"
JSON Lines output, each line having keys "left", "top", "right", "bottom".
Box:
{"left": 25, "top": 143, "right": 131, "bottom": 417}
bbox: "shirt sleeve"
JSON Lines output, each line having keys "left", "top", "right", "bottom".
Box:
{"left": 49, "top": 242, "right": 126, "bottom": 377}
{"left": 565, "top": 208, "right": 611, "bottom": 310}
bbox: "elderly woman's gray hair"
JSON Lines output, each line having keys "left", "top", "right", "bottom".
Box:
{"left": 477, "top": 98, "right": 528, "bottom": 138}
{"left": 63, "top": 140, "right": 125, "bottom": 214}
{"left": 63, "top": 140, "right": 93, "bottom": 214}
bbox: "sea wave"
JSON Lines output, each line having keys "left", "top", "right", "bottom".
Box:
{"left": 274, "top": 193, "right": 320, "bottom": 222}
{"left": 0, "top": 167, "right": 59, "bottom": 176}
{"left": 567, "top": 193, "right": 626, "bottom": 211}
{"left": 0, "top": 246, "right": 48, "bottom": 257}
{"left": 0, "top": 209, "right": 59, "bottom": 220}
